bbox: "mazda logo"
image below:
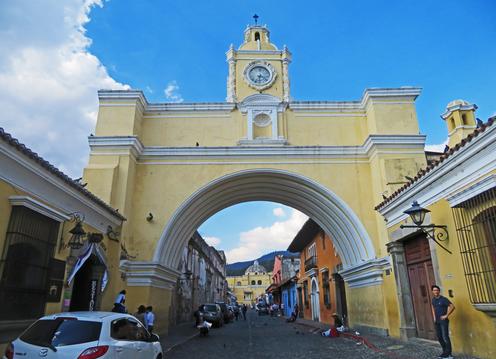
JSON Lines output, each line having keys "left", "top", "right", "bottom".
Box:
{"left": 39, "top": 348, "right": 48, "bottom": 357}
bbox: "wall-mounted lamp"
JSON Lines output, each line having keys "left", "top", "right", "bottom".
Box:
{"left": 67, "top": 213, "right": 86, "bottom": 250}
{"left": 59, "top": 212, "right": 110, "bottom": 252}
{"left": 400, "top": 201, "right": 451, "bottom": 254}
{"left": 106, "top": 225, "right": 120, "bottom": 241}
{"left": 146, "top": 213, "right": 154, "bottom": 222}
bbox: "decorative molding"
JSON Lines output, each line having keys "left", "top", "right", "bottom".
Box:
{"left": 9, "top": 196, "right": 70, "bottom": 222}
{"left": 147, "top": 103, "right": 235, "bottom": 112}
{"left": 0, "top": 141, "right": 123, "bottom": 232}
{"left": 447, "top": 174, "right": 496, "bottom": 207}
{"left": 289, "top": 87, "right": 421, "bottom": 112}
{"left": 154, "top": 168, "right": 376, "bottom": 271}
{"left": 473, "top": 303, "right": 496, "bottom": 318}
{"left": 339, "top": 257, "right": 391, "bottom": 288}
{"left": 441, "top": 102, "right": 477, "bottom": 120}
{"left": 447, "top": 125, "right": 477, "bottom": 136}
{"left": 120, "top": 260, "right": 180, "bottom": 289}
{"left": 238, "top": 94, "right": 286, "bottom": 113}
{"left": 237, "top": 138, "right": 288, "bottom": 146}
{"left": 88, "top": 136, "right": 144, "bottom": 159}
{"left": 379, "top": 123, "right": 496, "bottom": 226}
{"left": 88, "top": 134, "right": 425, "bottom": 161}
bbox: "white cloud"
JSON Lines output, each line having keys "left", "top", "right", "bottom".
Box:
{"left": 204, "top": 236, "right": 222, "bottom": 247}
{"left": 0, "top": 0, "right": 129, "bottom": 178}
{"left": 425, "top": 138, "right": 448, "bottom": 153}
{"left": 225, "top": 209, "right": 308, "bottom": 263}
{"left": 273, "top": 207, "right": 286, "bottom": 217}
{"left": 164, "top": 80, "right": 183, "bottom": 102}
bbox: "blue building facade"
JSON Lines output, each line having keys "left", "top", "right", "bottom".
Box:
{"left": 281, "top": 279, "right": 297, "bottom": 317}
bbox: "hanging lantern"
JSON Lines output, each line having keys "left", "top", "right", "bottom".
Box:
{"left": 68, "top": 220, "right": 86, "bottom": 250}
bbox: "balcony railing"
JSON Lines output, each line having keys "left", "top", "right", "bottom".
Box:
{"left": 304, "top": 256, "right": 317, "bottom": 272}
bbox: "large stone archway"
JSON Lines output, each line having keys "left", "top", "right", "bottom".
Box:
{"left": 152, "top": 168, "right": 388, "bottom": 288}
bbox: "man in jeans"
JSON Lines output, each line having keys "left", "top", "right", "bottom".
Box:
{"left": 431, "top": 285, "right": 455, "bottom": 358}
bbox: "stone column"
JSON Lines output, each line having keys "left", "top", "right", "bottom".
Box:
{"left": 226, "top": 53, "right": 236, "bottom": 103}
{"left": 386, "top": 240, "right": 417, "bottom": 340}
{"left": 282, "top": 58, "right": 290, "bottom": 102}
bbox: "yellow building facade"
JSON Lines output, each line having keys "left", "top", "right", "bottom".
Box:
{"left": 83, "top": 24, "right": 429, "bottom": 337}
{"left": 226, "top": 261, "right": 272, "bottom": 306}
{"left": 377, "top": 103, "right": 496, "bottom": 358}
{"left": 0, "top": 128, "right": 124, "bottom": 345}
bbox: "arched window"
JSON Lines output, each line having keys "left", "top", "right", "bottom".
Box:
{"left": 254, "top": 32, "right": 260, "bottom": 41}
{"left": 237, "top": 281, "right": 241, "bottom": 286}
{"left": 450, "top": 117, "right": 455, "bottom": 130}
{"left": 251, "top": 280, "right": 256, "bottom": 285}
{"left": 462, "top": 114, "right": 467, "bottom": 126}
{"left": 257, "top": 280, "right": 262, "bottom": 285}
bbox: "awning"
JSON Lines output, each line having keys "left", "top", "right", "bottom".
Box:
{"left": 67, "top": 242, "right": 109, "bottom": 292}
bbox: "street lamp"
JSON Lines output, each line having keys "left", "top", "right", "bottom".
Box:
{"left": 400, "top": 201, "right": 451, "bottom": 254}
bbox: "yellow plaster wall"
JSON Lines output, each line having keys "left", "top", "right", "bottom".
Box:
{"left": 0, "top": 180, "right": 16, "bottom": 251}
{"left": 140, "top": 112, "right": 243, "bottom": 147}
{"left": 285, "top": 112, "right": 367, "bottom": 146}
{"left": 347, "top": 284, "right": 387, "bottom": 331}
{"left": 426, "top": 200, "right": 496, "bottom": 359}
{"left": 95, "top": 101, "right": 142, "bottom": 137}
{"left": 366, "top": 101, "right": 419, "bottom": 135}
{"left": 125, "top": 285, "right": 173, "bottom": 335}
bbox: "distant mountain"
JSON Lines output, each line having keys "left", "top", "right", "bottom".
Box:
{"left": 226, "top": 250, "right": 299, "bottom": 276}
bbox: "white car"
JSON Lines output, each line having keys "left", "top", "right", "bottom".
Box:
{"left": 3, "top": 311, "right": 163, "bottom": 359}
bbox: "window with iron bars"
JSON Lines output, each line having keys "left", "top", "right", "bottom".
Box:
{"left": 452, "top": 187, "right": 496, "bottom": 304}
{"left": 0, "top": 206, "right": 60, "bottom": 320}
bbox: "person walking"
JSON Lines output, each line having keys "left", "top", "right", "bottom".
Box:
{"left": 241, "top": 304, "right": 247, "bottom": 320}
{"left": 146, "top": 306, "right": 156, "bottom": 333}
{"left": 431, "top": 285, "right": 455, "bottom": 359}
{"left": 134, "top": 305, "right": 147, "bottom": 328}
{"left": 193, "top": 305, "right": 203, "bottom": 327}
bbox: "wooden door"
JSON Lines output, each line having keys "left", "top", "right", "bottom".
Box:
{"left": 405, "top": 235, "right": 436, "bottom": 340}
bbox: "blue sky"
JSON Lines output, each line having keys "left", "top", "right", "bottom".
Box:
{"left": 0, "top": 0, "right": 494, "bottom": 263}
{"left": 86, "top": 0, "right": 496, "bottom": 146}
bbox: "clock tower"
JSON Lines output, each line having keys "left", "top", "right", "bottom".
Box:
{"left": 226, "top": 24, "right": 291, "bottom": 103}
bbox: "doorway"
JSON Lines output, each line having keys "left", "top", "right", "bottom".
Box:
{"left": 333, "top": 272, "right": 348, "bottom": 325}
{"left": 70, "top": 255, "right": 105, "bottom": 311}
{"left": 310, "top": 278, "right": 320, "bottom": 322}
{"left": 405, "top": 234, "right": 436, "bottom": 340}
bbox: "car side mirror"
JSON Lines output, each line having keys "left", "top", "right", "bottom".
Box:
{"left": 149, "top": 333, "right": 160, "bottom": 342}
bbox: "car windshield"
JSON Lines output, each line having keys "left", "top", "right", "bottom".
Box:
{"left": 20, "top": 319, "right": 101, "bottom": 348}
{"left": 203, "top": 305, "right": 218, "bottom": 312}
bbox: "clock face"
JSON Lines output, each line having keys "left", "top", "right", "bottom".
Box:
{"left": 248, "top": 66, "right": 271, "bottom": 85}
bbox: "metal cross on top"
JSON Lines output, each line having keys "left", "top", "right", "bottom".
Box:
{"left": 253, "top": 14, "right": 259, "bottom": 25}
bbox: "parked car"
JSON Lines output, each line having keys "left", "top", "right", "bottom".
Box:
{"left": 201, "top": 304, "right": 223, "bottom": 328}
{"left": 215, "top": 302, "right": 232, "bottom": 323}
{"left": 3, "top": 311, "right": 162, "bottom": 359}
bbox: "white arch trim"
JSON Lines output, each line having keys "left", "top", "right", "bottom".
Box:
{"left": 124, "top": 169, "right": 390, "bottom": 289}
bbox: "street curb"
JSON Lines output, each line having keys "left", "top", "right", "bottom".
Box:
{"left": 163, "top": 332, "right": 199, "bottom": 355}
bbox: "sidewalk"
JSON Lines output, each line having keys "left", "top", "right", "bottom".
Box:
{"left": 291, "top": 317, "right": 480, "bottom": 359}
{"left": 160, "top": 321, "right": 199, "bottom": 354}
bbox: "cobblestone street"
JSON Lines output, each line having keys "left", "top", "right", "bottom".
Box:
{"left": 164, "top": 311, "right": 480, "bottom": 359}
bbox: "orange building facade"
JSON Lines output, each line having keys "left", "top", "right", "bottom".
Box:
{"left": 288, "top": 219, "right": 347, "bottom": 326}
